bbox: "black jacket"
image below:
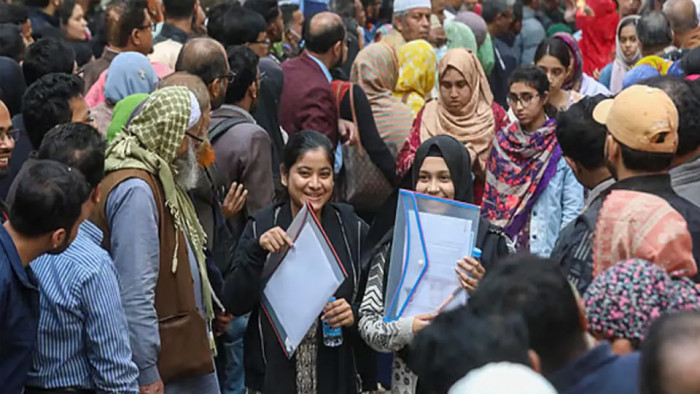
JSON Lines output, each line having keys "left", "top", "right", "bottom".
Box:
{"left": 223, "top": 201, "right": 374, "bottom": 393}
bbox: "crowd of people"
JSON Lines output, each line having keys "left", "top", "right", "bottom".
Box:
{"left": 3, "top": 0, "right": 700, "bottom": 392}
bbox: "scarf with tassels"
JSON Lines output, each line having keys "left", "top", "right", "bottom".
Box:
{"left": 105, "top": 86, "right": 214, "bottom": 330}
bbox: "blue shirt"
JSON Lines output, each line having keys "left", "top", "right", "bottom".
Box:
{"left": 26, "top": 221, "right": 139, "bottom": 392}
{"left": 0, "top": 224, "right": 39, "bottom": 393}
{"left": 105, "top": 178, "right": 207, "bottom": 386}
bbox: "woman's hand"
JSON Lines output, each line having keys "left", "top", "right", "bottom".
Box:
{"left": 222, "top": 182, "right": 248, "bottom": 218}
{"left": 322, "top": 298, "right": 354, "bottom": 328}
{"left": 412, "top": 313, "right": 435, "bottom": 334}
{"left": 258, "top": 227, "right": 293, "bottom": 253}
{"left": 456, "top": 256, "right": 485, "bottom": 294}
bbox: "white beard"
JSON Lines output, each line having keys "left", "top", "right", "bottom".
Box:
{"left": 173, "top": 143, "right": 199, "bottom": 191}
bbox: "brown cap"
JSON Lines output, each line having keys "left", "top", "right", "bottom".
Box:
{"left": 592, "top": 85, "right": 679, "bottom": 154}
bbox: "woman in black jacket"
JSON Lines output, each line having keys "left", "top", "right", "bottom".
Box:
{"left": 223, "top": 130, "right": 371, "bottom": 394}
{"left": 357, "top": 135, "right": 513, "bottom": 393}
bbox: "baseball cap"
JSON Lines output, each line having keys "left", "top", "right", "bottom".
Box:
{"left": 592, "top": 85, "right": 679, "bottom": 154}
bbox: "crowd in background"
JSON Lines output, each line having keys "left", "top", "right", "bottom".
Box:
{"left": 3, "top": 0, "right": 700, "bottom": 392}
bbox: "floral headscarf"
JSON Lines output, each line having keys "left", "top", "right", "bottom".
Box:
{"left": 553, "top": 32, "right": 584, "bottom": 90}
{"left": 394, "top": 39, "right": 437, "bottom": 116}
{"left": 584, "top": 259, "right": 700, "bottom": 344}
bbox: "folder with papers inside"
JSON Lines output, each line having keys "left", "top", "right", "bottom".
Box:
{"left": 384, "top": 189, "right": 481, "bottom": 321}
{"left": 260, "top": 203, "right": 347, "bottom": 358}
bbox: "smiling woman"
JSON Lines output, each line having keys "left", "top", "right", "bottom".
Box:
{"left": 222, "top": 130, "right": 376, "bottom": 393}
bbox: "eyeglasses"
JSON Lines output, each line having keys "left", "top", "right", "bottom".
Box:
{"left": 507, "top": 93, "right": 540, "bottom": 107}
{"left": 217, "top": 70, "right": 236, "bottom": 83}
{"left": 139, "top": 22, "right": 156, "bottom": 32}
{"left": 0, "top": 128, "right": 19, "bottom": 142}
{"left": 254, "top": 38, "right": 271, "bottom": 46}
{"left": 186, "top": 131, "right": 205, "bottom": 144}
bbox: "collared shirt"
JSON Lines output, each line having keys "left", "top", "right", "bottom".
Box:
{"left": 307, "top": 53, "right": 332, "bottom": 83}
{"left": 0, "top": 224, "right": 39, "bottom": 393}
{"left": 549, "top": 342, "right": 640, "bottom": 394}
{"left": 26, "top": 221, "right": 139, "bottom": 392}
{"left": 153, "top": 23, "right": 190, "bottom": 45}
{"left": 583, "top": 177, "right": 615, "bottom": 209}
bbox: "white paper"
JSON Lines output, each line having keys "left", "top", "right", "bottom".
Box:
{"left": 262, "top": 219, "right": 343, "bottom": 355}
{"left": 399, "top": 211, "right": 472, "bottom": 317}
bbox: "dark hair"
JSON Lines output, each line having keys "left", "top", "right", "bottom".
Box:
{"left": 641, "top": 311, "right": 700, "bottom": 394}
{"left": 10, "top": 159, "right": 91, "bottom": 237}
{"left": 618, "top": 139, "right": 675, "bottom": 172}
{"left": 281, "top": 3, "right": 300, "bottom": 29}
{"left": 37, "top": 123, "right": 106, "bottom": 189}
{"left": 243, "top": 0, "right": 281, "bottom": 25}
{"left": 162, "top": 0, "right": 196, "bottom": 19}
{"left": 225, "top": 46, "right": 259, "bottom": 104}
{"left": 637, "top": 11, "right": 673, "bottom": 50}
{"left": 22, "top": 73, "right": 85, "bottom": 150}
{"left": 304, "top": 15, "right": 345, "bottom": 54}
{"left": 207, "top": 2, "right": 267, "bottom": 46}
{"left": 408, "top": 309, "right": 531, "bottom": 394}
{"left": 556, "top": 95, "right": 609, "bottom": 169}
{"left": 680, "top": 46, "right": 700, "bottom": 75}
{"left": 0, "top": 3, "right": 29, "bottom": 25}
{"left": 282, "top": 130, "right": 335, "bottom": 173}
{"left": 0, "top": 24, "right": 25, "bottom": 62}
{"left": 105, "top": 0, "right": 148, "bottom": 48}
{"left": 331, "top": 0, "right": 356, "bottom": 19}
{"left": 513, "top": 0, "right": 524, "bottom": 23}
{"left": 468, "top": 254, "right": 588, "bottom": 375}
{"left": 23, "top": 38, "right": 76, "bottom": 87}
{"left": 24, "top": 0, "right": 50, "bottom": 9}
{"left": 640, "top": 76, "right": 700, "bottom": 157}
{"left": 481, "top": 0, "right": 513, "bottom": 23}
{"left": 509, "top": 64, "right": 550, "bottom": 94}
{"left": 175, "top": 38, "right": 229, "bottom": 85}
{"left": 57, "top": 0, "right": 79, "bottom": 26}
{"left": 534, "top": 36, "right": 572, "bottom": 68}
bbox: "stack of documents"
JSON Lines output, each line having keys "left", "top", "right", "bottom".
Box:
{"left": 384, "top": 190, "right": 481, "bottom": 321}
{"left": 261, "top": 203, "right": 347, "bottom": 358}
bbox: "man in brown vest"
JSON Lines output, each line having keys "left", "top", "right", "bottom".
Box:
{"left": 91, "top": 86, "right": 219, "bottom": 393}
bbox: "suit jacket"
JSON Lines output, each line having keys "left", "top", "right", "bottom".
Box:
{"left": 279, "top": 53, "right": 339, "bottom": 146}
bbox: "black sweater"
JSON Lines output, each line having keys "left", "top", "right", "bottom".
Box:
{"left": 223, "top": 201, "right": 374, "bottom": 393}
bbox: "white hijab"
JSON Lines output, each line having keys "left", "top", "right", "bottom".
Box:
{"left": 610, "top": 16, "right": 642, "bottom": 94}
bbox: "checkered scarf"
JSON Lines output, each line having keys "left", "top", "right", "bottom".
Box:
{"left": 105, "top": 86, "right": 214, "bottom": 325}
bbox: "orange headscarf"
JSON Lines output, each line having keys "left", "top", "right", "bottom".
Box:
{"left": 420, "top": 48, "right": 495, "bottom": 178}
{"left": 594, "top": 190, "right": 697, "bottom": 278}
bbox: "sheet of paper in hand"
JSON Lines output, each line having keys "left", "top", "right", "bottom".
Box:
{"left": 384, "top": 189, "right": 481, "bottom": 321}
{"left": 261, "top": 202, "right": 347, "bottom": 358}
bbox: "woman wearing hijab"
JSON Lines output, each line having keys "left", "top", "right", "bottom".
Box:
{"left": 0, "top": 57, "right": 26, "bottom": 117}
{"left": 350, "top": 42, "right": 415, "bottom": 154}
{"left": 584, "top": 259, "right": 700, "bottom": 355}
{"left": 91, "top": 52, "right": 159, "bottom": 136}
{"left": 594, "top": 190, "right": 698, "bottom": 278}
{"left": 453, "top": 12, "right": 494, "bottom": 75}
{"left": 445, "top": 22, "right": 478, "bottom": 53}
{"left": 397, "top": 48, "right": 504, "bottom": 204}
{"left": 575, "top": 0, "right": 619, "bottom": 77}
{"left": 482, "top": 65, "right": 583, "bottom": 257}
{"left": 393, "top": 39, "right": 437, "bottom": 117}
{"left": 359, "top": 135, "right": 511, "bottom": 394}
{"left": 106, "top": 93, "right": 149, "bottom": 143}
{"left": 598, "top": 16, "right": 642, "bottom": 94}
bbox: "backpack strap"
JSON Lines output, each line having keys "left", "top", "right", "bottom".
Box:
{"left": 208, "top": 117, "right": 253, "bottom": 144}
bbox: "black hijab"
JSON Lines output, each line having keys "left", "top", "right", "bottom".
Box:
{"left": 412, "top": 135, "right": 475, "bottom": 204}
{"left": 0, "top": 57, "right": 26, "bottom": 117}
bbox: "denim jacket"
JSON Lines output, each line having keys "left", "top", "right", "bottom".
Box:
{"left": 529, "top": 157, "right": 584, "bottom": 257}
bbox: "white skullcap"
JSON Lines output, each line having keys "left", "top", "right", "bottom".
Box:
{"left": 394, "top": 0, "right": 431, "bottom": 13}
{"left": 449, "top": 363, "right": 557, "bottom": 394}
{"left": 187, "top": 91, "right": 201, "bottom": 129}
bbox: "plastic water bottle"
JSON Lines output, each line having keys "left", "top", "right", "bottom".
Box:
{"left": 322, "top": 297, "right": 343, "bottom": 347}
